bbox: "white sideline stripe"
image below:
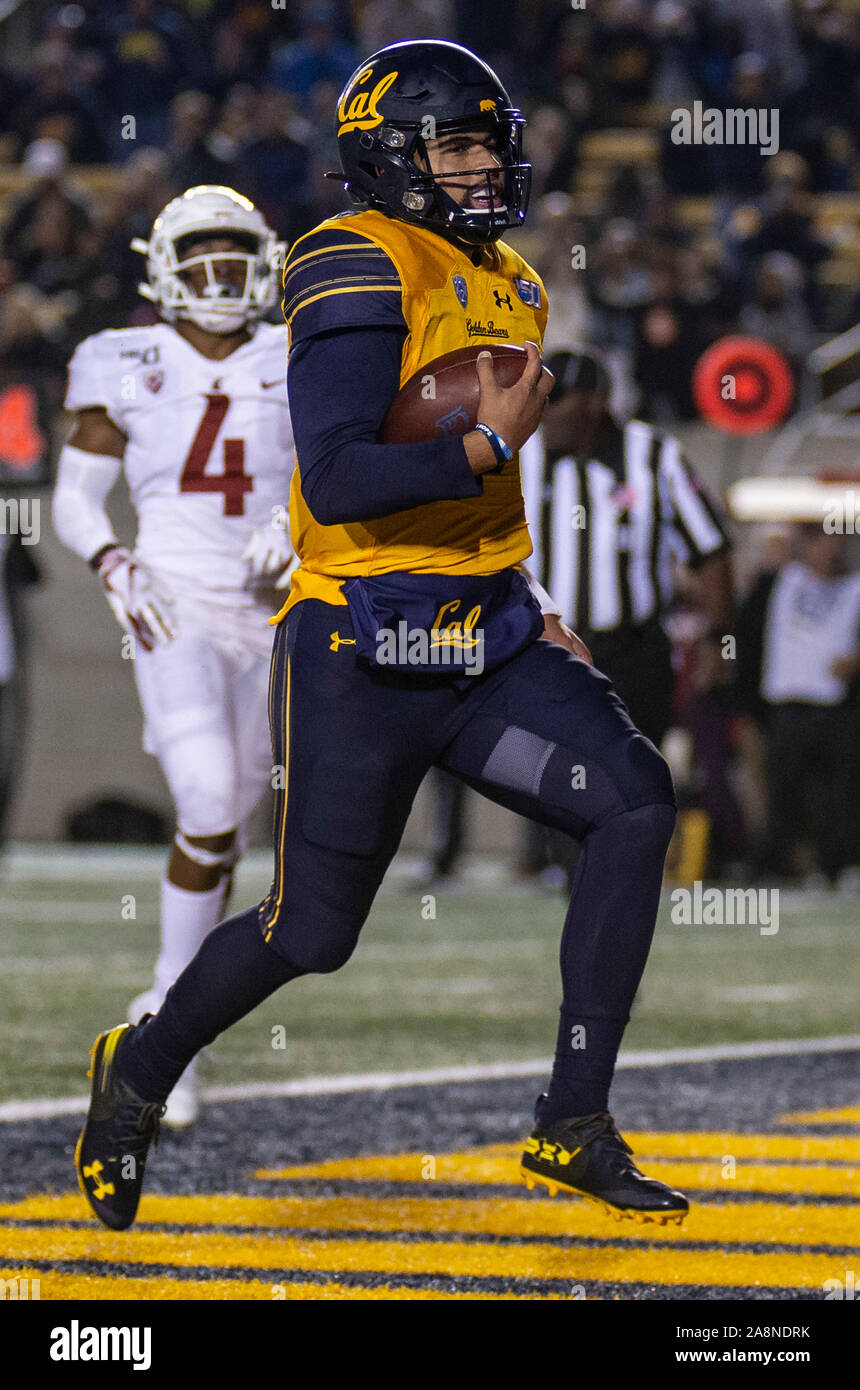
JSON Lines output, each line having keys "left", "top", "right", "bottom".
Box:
{"left": 1, "top": 1035, "right": 859, "bottom": 1123}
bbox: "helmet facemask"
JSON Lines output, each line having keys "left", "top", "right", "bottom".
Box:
{"left": 170, "top": 231, "right": 265, "bottom": 333}
{"left": 349, "top": 111, "right": 531, "bottom": 246}
{"left": 132, "top": 188, "right": 285, "bottom": 335}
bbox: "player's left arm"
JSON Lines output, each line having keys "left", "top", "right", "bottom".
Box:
{"left": 520, "top": 563, "right": 593, "bottom": 664}
{"left": 689, "top": 550, "right": 734, "bottom": 632}
{"left": 244, "top": 375, "right": 297, "bottom": 585}
{"left": 242, "top": 508, "right": 293, "bottom": 582}
{"left": 663, "top": 436, "right": 734, "bottom": 631}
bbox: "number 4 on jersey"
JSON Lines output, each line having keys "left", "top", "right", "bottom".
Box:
{"left": 180, "top": 393, "right": 252, "bottom": 516}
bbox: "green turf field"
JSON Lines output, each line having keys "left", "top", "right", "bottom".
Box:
{"left": 0, "top": 850, "right": 856, "bottom": 1101}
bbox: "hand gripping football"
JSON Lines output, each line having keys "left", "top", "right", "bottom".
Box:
{"left": 380, "top": 344, "right": 529, "bottom": 444}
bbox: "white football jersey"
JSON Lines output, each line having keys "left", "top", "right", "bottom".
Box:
{"left": 65, "top": 321, "right": 294, "bottom": 608}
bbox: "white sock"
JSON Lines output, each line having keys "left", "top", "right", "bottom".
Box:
{"left": 152, "top": 876, "right": 225, "bottom": 1004}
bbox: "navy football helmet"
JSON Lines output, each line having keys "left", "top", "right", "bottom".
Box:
{"left": 334, "top": 39, "right": 531, "bottom": 246}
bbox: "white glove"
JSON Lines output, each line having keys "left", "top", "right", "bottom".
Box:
{"left": 96, "top": 546, "right": 176, "bottom": 651}
{"left": 242, "top": 515, "right": 293, "bottom": 581}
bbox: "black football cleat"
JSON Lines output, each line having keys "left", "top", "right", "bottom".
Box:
{"left": 521, "top": 1108, "right": 689, "bottom": 1225}
{"left": 75, "top": 1021, "right": 164, "bottom": 1231}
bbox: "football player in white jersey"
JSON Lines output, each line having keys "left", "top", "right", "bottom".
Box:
{"left": 53, "top": 186, "right": 294, "bottom": 1125}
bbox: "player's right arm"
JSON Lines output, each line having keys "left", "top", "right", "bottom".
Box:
{"left": 53, "top": 407, "right": 127, "bottom": 564}
{"left": 53, "top": 336, "right": 175, "bottom": 649}
{"left": 283, "top": 229, "right": 550, "bottom": 526}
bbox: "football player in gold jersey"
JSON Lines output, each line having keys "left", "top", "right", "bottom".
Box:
{"left": 76, "top": 40, "right": 687, "bottom": 1235}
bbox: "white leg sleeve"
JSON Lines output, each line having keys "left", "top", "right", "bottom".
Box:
{"left": 152, "top": 876, "right": 225, "bottom": 1003}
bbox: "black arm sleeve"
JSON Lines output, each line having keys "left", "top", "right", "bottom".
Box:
{"left": 287, "top": 325, "right": 483, "bottom": 527}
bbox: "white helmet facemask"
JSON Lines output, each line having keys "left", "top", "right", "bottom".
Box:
{"left": 132, "top": 185, "right": 286, "bottom": 334}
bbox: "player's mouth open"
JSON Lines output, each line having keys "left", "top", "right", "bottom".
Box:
{"left": 470, "top": 191, "right": 505, "bottom": 210}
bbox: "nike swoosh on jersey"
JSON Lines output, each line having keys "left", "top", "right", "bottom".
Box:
{"left": 261, "top": 379, "right": 283, "bottom": 389}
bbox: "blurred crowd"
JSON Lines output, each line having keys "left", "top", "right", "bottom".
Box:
{"left": 0, "top": 0, "right": 858, "bottom": 407}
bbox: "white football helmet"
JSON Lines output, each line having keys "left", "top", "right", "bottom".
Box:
{"left": 131, "top": 186, "right": 285, "bottom": 333}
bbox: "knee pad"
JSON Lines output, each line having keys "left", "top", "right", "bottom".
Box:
{"left": 159, "top": 730, "right": 239, "bottom": 837}
{"left": 260, "top": 893, "right": 363, "bottom": 975}
{"left": 586, "top": 800, "right": 680, "bottom": 872}
{"left": 611, "top": 731, "right": 676, "bottom": 813}
{"left": 613, "top": 800, "right": 677, "bottom": 857}
{"left": 236, "top": 765, "right": 271, "bottom": 829}
{"left": 170, "top": 778, "right": 237, "bottom": 838}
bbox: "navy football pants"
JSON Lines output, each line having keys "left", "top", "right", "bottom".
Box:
{"left": 261, "top": 599, "right": 675, "bottom": 976}
{"left": 123, "top": 597, "right": 676, "bottom": 1119}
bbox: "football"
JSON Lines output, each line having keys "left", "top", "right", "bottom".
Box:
{"left": 380, "top": 344, "right": 530, "bottom": 444}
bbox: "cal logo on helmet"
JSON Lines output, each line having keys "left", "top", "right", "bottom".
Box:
{"left": 337, "top": 67, "right": 399, "bottom": 136}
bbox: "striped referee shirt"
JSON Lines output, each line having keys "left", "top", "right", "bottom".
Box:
{"left": 520, "top": 419, "right": 729, "bottom": 632}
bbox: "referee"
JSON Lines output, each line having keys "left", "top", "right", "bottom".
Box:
{"left": 520, "top": 350, "right": 734, "bottom": 746}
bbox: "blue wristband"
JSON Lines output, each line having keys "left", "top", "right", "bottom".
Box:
{"left": 473, "top": 422, "right": 513, "bottom": 473}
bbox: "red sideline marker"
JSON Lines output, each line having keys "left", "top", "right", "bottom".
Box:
{"left": 693, "top": 336, "right": 794, "bottom": 435}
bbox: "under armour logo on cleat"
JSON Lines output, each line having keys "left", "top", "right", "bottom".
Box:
{"left": 329, "top": 631, "right": 357, "bottom": 651}
{"left": 525, "top": 1136, "right": 581, "bottom": 1165}
{"left": 83, "top": 1159, "right": 115, "bottom": 1200}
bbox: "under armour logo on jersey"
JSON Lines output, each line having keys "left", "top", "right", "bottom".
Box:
{"left": 493, "top": 289, "right": 513, "bottom": 311}
{"left": 329, "top": 631, "right": 357, "bottom": 652}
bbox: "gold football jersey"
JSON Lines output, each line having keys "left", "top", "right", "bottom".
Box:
{"left": 277, "top": 208, "right": 548, "bottom": 618}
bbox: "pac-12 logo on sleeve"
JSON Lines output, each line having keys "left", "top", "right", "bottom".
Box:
{"left": 514, "top": 277, "right": 541, "bottom": 308}
{"left": 452, "top": 275, "right": 468, "bottom": 308}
